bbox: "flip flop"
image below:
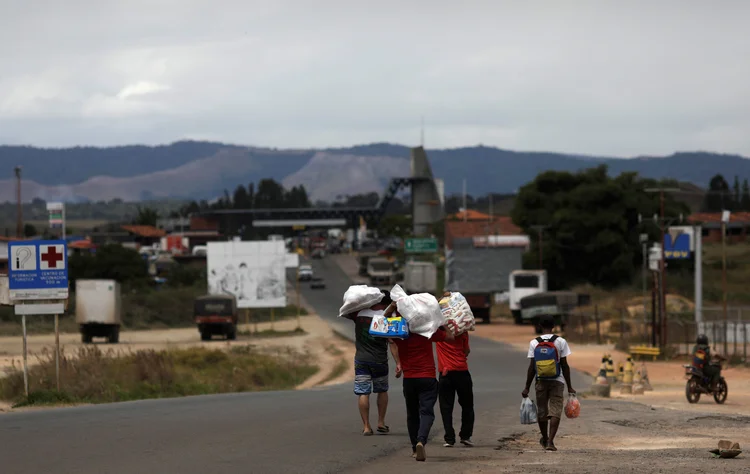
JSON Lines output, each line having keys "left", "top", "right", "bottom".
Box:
{"left": 377, "top": 425, "right": 390, "bottom": 434}
{"left": 363, "top": 430, "right": 374, "bottom": 436}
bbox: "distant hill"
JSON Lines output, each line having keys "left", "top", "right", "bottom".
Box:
{"left": 1, "top": 141, "right": 747, "bottom": 202}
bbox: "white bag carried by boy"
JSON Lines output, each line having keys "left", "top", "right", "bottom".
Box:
{"left": 439, "top": 292, "right": 476, "bottom": 336}
{"left": 338, "top": 285, "right": 384, "bottom": 317}
{"left": 389, "top": 284, "right": 445, "bottom": 338}
{"left": 520, "top": 397, "right": 538, "bottom": 425}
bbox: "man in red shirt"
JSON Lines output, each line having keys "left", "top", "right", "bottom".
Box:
{"left": 436, "top": 332, "right": 474, "bottom": 447}
{"left": 391, "top": 327, "right": 454, "bottom": 462}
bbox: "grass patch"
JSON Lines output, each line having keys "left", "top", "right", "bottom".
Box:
{"left": 321, "top": 357, "right": 349, "bottom": 385}
{"left": 0, "top": 285, "right": 307, "bottom": 336}
{"left": 239, "top": 328, "right": 307, "bottom": 339}
{"left": 0, "top": 345, "right": 318, "bottom": 406}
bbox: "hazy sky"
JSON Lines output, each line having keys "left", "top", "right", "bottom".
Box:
{"left": 2, "top": 1, "right": 750, "bottom": 157}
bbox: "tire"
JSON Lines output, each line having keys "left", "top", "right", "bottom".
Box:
{"left": 686, "top": 379, "right": 701, "bottom": 403}
{"left": 200, "top": 331, "right": 211, "bottom": 341}
{"left": 226, "top": 326, "right": 237, "bottom": 341}
{"left": 81, "top": 331, "right": 92, "bottom": 344}
{"left": 713, "top": 379, "right": 728, "bottom": 404}
{"left": 109, "top": 327, "right": 120, "bottom": 344}
{"left": 512, "top": 311, "right": 523, "bottom": 325}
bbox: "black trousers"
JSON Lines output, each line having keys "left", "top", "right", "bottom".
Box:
{"left": 402, "top": 378, "right": 439, "bottom": 450}
{"left": 438, "top": 370, "right": 474, "bottom": 443}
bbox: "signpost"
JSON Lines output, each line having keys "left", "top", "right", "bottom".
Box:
{"left": 8, "top": 239, "right": 69, "bottom": 396}
{"left": 405, "top": 237, "right": 438, "bottom": 254}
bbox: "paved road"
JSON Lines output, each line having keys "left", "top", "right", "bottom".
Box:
{"left": 0, "top": 256, "right": 587, "bottom": 473}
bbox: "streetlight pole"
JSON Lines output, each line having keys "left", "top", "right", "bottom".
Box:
{"left": 721, "top": 210, "right": 730, "bottom": 356}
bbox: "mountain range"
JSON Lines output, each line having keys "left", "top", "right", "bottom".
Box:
{"left": 1, "top": 141, "right": 748, "bottom": 203}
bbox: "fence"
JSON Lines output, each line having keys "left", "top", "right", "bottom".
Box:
{"left": 564, "top": 306, "right": 750, "bottom": 361}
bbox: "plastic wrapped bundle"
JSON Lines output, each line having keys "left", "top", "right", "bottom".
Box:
{"left": 564, "top": 394, "right": 581, "bottom": 419}
{"left": 338, "top": 285, "right": 384, "bottom": 317}
{"left": 369, "top": 314, "right": 410, "bottom": 339}
{"left": 438, "top": 292, "right": 476, "bottom": 336}
{"left": 388, "top": 284, "right": 445, "bottom": 338}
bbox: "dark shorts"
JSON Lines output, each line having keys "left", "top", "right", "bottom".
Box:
{"left": 535, "top": 380, "right": 564, "bottom": 420}
{"left": 354, "top": 360, "right": 389, "bottom": 395}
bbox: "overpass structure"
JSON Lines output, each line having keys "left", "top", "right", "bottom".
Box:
{"left": 192, "top": 147, "right": 444, "bottom": 237}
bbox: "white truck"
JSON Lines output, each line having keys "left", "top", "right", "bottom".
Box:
{"left": 403, "top": 261, "right": 437, "bottom": 294}
{"left": 509, "top": 270, "right": 547, "bottom": 324}
{"left": 76, "top": 279, "right": 122, "bottom": 344}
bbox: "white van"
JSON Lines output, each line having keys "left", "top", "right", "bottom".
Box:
{"left": 509, "top": 270, "right": 547, "bottom": 324}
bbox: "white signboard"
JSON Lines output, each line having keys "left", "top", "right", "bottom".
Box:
{"left": 207, "top": 241, "right": 286, "bottom": 308}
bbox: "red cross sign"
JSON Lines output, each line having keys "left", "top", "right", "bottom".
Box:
{"left": 40, "top": 245, "right": 65, "bottom": 269}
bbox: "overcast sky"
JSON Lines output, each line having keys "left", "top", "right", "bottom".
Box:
{"left": 2, "top": 1, "right": 750, "bottom": 157}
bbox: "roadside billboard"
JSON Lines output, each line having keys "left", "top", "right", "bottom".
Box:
{"left": 207, "top": 241, "right": 286, "bottom": 308}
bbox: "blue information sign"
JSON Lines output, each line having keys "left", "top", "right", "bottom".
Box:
{"left": 8, "top": 240, "right": 69, "bottom": 300}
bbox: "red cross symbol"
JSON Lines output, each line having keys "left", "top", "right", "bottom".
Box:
{"left": 41, "top": 246, "right": 64, "bottom": 269}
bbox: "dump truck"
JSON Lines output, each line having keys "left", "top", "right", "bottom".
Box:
{"left": 76, "top": 279, "right": 122, "bottom": 344}
{"left": 403, "top": 261, "right": 437, "bottom": 294}
{"left": 367, "top": 257, "right": 396, "bottom": 288}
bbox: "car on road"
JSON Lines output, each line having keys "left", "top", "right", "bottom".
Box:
{"left": 194, "top": 294, "right": 238, "bottom": 341}
{"left": 311, "top": 248, "right": 326, "bottom": 259}
{"left": 310, "top": 277, "right": 326, "bottom": 289}
{"left": 298, "top": 264, "right": 313, "bottom": 281}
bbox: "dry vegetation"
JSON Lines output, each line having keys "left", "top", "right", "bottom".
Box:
{"left": 0, "top": 345, "right": 318, "bottom": 406}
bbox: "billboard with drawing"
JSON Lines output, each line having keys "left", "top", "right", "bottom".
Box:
{"left": 207, "top": 241, "right": 286, "bottom": 308}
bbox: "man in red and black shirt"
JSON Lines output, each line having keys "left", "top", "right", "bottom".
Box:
{"left": 391, "top": 327, "right": 454, "bottom": 462}
{"left": 436, "top": 332, "right": 474, "bottom": 447}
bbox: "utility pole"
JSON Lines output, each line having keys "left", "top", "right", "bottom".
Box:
{"left": 489, "top": 193, "right": 493, "bottom": 222}
{"left": 644, "top": 187, "right": 680, "bottom": 348}
{"left": 721, "top": 210, "right": 730, "bottom": 356}
{"left": 530, "top": 225, "right": 548, "bottom": 270}
{"left": 15, "top": 166, "right": 22, "bottom": 238}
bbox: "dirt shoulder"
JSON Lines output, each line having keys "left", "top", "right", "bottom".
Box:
{"left": 350, "top": 397, "right": 750, "bottom": 473}
{"left": 474, "top": 319, "right": 750, "bottom": 415}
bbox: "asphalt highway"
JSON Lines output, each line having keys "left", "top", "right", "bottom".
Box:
{"left": 0, "top": 256, "right": 587, "bottom": 473}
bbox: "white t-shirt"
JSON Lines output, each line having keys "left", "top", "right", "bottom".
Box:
{"left": 527, "top": 334, "right": 572, "bottom": 384}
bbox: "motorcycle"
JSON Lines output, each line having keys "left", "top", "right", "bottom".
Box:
{"left": 683, "top": 363, "right": 728, "bottom": 404}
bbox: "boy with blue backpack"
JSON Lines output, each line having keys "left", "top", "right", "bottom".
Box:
{"left": 521, "top": 316, "right": 576, "bottom": 451}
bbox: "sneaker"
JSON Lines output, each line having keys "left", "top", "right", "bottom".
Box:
{"left": 443, "top": 442, "right": 454, "bottom": 447}
{"left": 460, "top": 438, "right": 474, "bottom": 447}
{"left": 415, "top": 442, "right": 426, "bottom": 461}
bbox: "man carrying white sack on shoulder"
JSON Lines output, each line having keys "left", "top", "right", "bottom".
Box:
{"left": 342, "top": 290, "right": 402, "bottom": 436}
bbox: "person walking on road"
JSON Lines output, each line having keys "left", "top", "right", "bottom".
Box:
{"left": 521, "top": 315, "right": 576, "bottom": 452}
{"left": 391, "top": 323, "right": 454, "bottom": 462}
{"left": 343, "top": 291, "right": 401, "bottom": 436}
{"left": 436, "top": 331, "right": 474, "bottom": 448}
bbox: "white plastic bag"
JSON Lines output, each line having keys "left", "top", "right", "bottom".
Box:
{"left": 520, "top": 398, "right": 538, "bottom": 425}
{"left": 389, "top": 284, "right": 445, "bottom": 338}
{"left": 339, "top": 285, "right": 384, "bottom": 317}
{"left": 439, "top": 292, "right": 476, "bottom": 336}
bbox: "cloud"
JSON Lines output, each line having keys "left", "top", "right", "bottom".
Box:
{"left": 1, "top": 1, "right": 750, "bottom": 157}
{"left": 116, "top": 81, "right": 170, "bottom": 100}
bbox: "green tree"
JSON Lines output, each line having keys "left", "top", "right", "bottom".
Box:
{"left": 254, "top": 179, "right": 286, "bottom": 208}
{"left": 702, "top": 174, "right": 731, "bottom": 212}
{"left": 733, "top": 175, "right": 741, "bottom": 210}
{"left": 511, "top": 166, "right": 689, "bottom": 290}
{"left": 133, "top": 206, "right": 159, "bottom": 226}
{"left": 232, "top": 185, "right": 250, "bottom": 208}
{"left": 23, "top": 223, "right": 37, "bottom": 237}
{"left": 69, "top": 244, "right": 149, "bottom": 286}
{"left": 741, "top": 179, "right": 750, "bottom": 211}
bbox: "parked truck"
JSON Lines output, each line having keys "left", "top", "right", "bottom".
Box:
{"left": 509, "top": 270, "right": 548, "bottom": 324}
{"left": 76, "top": 279, "right": 122, "bottom": 344}
{"left": 194, "top": 294, "right": 238, "bottom": 341}
{"left": 403, "top": 261, "right": 437, "bottom": 294}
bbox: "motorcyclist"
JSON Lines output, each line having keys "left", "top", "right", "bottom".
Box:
{"left": 692, "top": 334, "right": 723, "bottom": 391}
